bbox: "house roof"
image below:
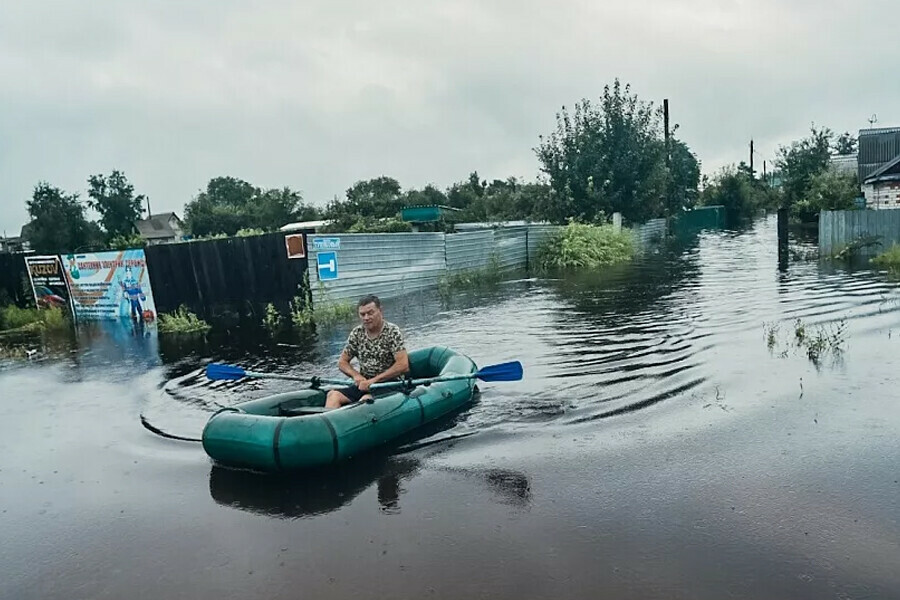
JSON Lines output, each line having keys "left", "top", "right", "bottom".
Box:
{"left": 135, "top": 212, "right": 183, "bottom": 239}
{"left": 863, "top": 153, "right": 900, "bottom": 184}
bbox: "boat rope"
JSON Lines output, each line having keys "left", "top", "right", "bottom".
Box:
{"left": 139, "top": 414, "right": 203, "bottom": 443}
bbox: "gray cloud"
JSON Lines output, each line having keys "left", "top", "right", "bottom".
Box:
{"left": 1, "top": 0, "right": 897, "bottom": 234}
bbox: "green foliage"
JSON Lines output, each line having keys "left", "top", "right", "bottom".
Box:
{"left": 184, "top": 177, "right": 320, "bottom": 236}
{"left": 438, "top": 256, "right": 503, "bottom": 297}
{"left": 26, "top": 182, "right": 94, "bottom": 253}
{"left": 236, "top": 228, "right": 266, "bottom": 237}
{"left": 536, "top": 222, "right": 635, "bottom": 270}
{"left": 775, "top": 125, "right": 833, "bottom": 211}
{"left": 833, "top": 132, "right": 858, "bottom": 156}
{"left": 791, "top": 170, "right": 859, "bottom": 223}
{"left": 157, "top": 306, "right": 211, "bottom": 334}
{"left": 108, "top": 232, "right": 146, "bottom": 250}
{"left": 668, "top": 141, "right": 702, "bottom": 211}
{"left": 871, "top": 243, "right": 900, "bottom": 270}
{"left": 262, "top": 303, "right": 282, "bottom": 331}
{"left": 290, "top": 296, "right": 355, "bottom": 327}
{"left": 534, "top": 79, "right": 691, "bottom": 224}
{"left": 764, "top": 318, "right": 847, "bottom": 367}
{"left": 87, "top": 170, "right": 146, "bottom": 241}
{"left": 0, "top": 306, "right": 69, "bottom": 333}
{"left": 699, "top": 164, "right": 778, "bottom": 222}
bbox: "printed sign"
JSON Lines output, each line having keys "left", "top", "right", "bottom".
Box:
{"left": 25, "top": 255, "right": 74, "bottom": 316}
{"left": 285, "top": 233, "right": 306, "bottom": 259}
{"left": 317, "top": 251, "right": 338, "bottom": 281}
{"left": 63, "top": 249, "right": 157, "bottom": 322}
{"left": 312, "top": 237, "right": 340, "bottom": 250}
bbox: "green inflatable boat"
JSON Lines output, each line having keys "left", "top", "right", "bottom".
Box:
{"left": 202, "top": 346, "right": 479, "bottom": 472}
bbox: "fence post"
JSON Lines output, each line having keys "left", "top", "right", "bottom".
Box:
{"left": 777, "top": 208, "right": 788, "bottom": 271}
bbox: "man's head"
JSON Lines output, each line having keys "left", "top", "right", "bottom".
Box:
{"left": 357, "top": 294, "right": 383, "bottom": 331}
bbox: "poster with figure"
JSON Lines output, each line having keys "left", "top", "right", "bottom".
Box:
{"left": 63, "top": 249, "right": 157, "bottom": 322}
{"left": 25, "top": 255, "right": 75, "bottom": 316}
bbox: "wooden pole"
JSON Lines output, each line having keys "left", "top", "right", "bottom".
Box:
{"left": 750, "top": 139, "right": 754, "bottom": 178}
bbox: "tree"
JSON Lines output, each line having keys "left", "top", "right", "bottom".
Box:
{"left": 87, "top": 170, "right": 146, "bottom": 241}
{"left": 534, "top": 79, "right": 669, "bottom": 224}
{"left": 833, "top": 132, "right": 858, "bottom": 156}
{"left": 791, "top": 170, "right": 858, "bottom": 223}
{"left": 699, "top": 163, "right": 777, "bottom": 223}
{"left": 775, "top": 125, "right": 833, "bottom": 210}
{"left": 183, "top": 177, "right": 317, "bottom": 236}
{"left": 668, "top": 140, "right": 702, "bottom": 211}
{"left": 26, "top": 182, "right": 93, "bottom": 253}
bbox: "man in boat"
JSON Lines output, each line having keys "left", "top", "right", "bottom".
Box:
{"left": 325, "top": 294, "right": 410, "bottom": 408}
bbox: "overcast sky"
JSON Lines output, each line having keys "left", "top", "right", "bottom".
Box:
{"left": 1, "top": 0, "right": 897, "bottom": 235}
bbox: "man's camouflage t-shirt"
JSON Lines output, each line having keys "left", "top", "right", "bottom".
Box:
{"left": 343, "top": 321, "right": 405, "bottom": 379}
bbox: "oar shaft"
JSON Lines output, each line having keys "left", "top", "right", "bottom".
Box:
{"left": 242, "top": 370, "right": 349, "bottom": 386}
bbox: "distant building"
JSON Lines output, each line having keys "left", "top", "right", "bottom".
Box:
{"left": 0, "top": 235, "right": 28, "bottom": 253}
{"left": 859, "top": 127, "right": 900, "bottom": 209}
{"left": 135, "top": 212, "right": 185, "bottom": 245}
{"left": 828, "top": 153, "right": 858, "bottom": 176}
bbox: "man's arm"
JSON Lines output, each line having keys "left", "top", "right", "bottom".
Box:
{"left": 338, "top": 349, "right": 365, "bottom": 384}
{"left": 367, "top": 350, "right": 410, "bottom": 385}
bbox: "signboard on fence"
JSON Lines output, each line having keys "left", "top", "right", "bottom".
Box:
{"left": 63, "top": 249, "right": 158, "bottom": 322}
{"left": 25, "top": 255, "right": 74, "bottom": 316}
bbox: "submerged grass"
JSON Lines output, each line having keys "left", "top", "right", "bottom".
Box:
{"left": 438, "top": 256, "right": 505, "bottom": 298}
{"left": 290, "top": 297, "right": 356, "bottom": 328}
{"left": 0, "top": 306, "right": 69, "bottom": 334}
{"left": 763, "top": 317, "right": 847, "bottom": 367}
{"left": 535, "top": 222, "right": 636, "bottom": 271}
{"left": 871, "top": 243, "right": 900, "bottom": 271}
{"left": 157, "top": 305, "right": 211, "bottom": 334}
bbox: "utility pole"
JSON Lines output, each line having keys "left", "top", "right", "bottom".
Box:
{"left": 750, "top": 139, "right": 754, "bottom": 178}
{"left": 146, "top": 197, "right": 152, "bottom": 218}
{"left": 664, "top": 99, "right": 671, "bottom": 217}
{"left": 763, "top": 160, "right": 767, "bottom": 184}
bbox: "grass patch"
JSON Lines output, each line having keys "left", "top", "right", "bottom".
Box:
{"left": 157, "top": 305, "right": 211, "bottom": 334}
{"left": 438, "top": 256, "right": 504, "bottom": 298}
{"left": 0, "top": 306, "right": 69, "bottom": 333}
{"left": 871, "top": 243, "right": 900, "bottom": 271}
{"left": 535, "top": 222, "right": 635, "bottom": 271}
{"left": 830, "top": 235, "right": 882, "bottom": 260}
{"left": 763, "top": 317, "right": 847, "bottom": 367}
{"left": 262, "top": 302, "right": 282, "bottom": 331}
{"left": 290, "top": 296, "right": 356, "bottom": 328}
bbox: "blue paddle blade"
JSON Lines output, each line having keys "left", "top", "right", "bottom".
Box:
{"left": 475, "top": 361, "right": 523, "bottom": 382}
{"left": 205, "top": 363, "right": 247, "bottom": 381}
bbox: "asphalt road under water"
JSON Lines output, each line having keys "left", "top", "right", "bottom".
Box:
{"left": 2, "top": 215, "right": 899, "bottom": 599}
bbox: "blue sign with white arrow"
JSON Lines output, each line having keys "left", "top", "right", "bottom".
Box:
{"left": 317, "top": 251, "right": 338, "bottom": 281}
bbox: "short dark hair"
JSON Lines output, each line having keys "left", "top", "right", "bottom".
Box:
{"left": 358, "top": 294, "right": 381, "bottom": 309}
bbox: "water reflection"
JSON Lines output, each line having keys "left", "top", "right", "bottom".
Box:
{"left": 209, "top": 454, "right": 421, "bottom": 518}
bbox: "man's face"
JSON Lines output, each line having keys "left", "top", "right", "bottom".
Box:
{"left": 358, "top": 302, "right": 382, "bottom": 330}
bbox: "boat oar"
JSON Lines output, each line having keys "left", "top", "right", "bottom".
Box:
{"left": 369, "top": 360, "right": 524, "bottom": 390}
{"left": 204, "top": 363, "right": 349, "bottom": 386}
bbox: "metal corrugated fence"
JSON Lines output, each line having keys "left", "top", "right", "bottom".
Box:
{"left": 633, "top": 218, "right": 667, "bottom": 253}
{"left": 819, "top": 209, "right": 900, "bottom": 257}
{"left": 307, "top": 221, "right": 665, "bottom": 305}
{"left": 307, "top": 233, "right": 445, "bottom": 305}
{"left": 446, "top": 230, "right": 494, "bottom": 272}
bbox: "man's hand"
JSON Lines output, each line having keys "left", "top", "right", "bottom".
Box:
{"left": 357, "top": 378, "right": 373, "bottom": 392}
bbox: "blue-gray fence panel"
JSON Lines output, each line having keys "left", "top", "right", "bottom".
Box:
{"left": 494, "top": 227, "right": 528, "bottom": 271}
{"left": 526, "top": 225, "right": 560, "bottom": 259}
{"left": 819, "top": 209, "right": 900, "bottom": 257}
{"left": 445, "top": 230, "right": 495, "bottom": 272}
{"left": 632, "top": 218, "right": 666, "bottom": 253}
{"left": 307, "top": 233, "right": 446, "bottom": 304}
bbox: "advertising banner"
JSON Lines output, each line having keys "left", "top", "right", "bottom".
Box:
{"left": 25, "top": 255, "right": 74, "bottom": 315}
{"left": 63, "top": 249, "right": 157, "bottom": 322}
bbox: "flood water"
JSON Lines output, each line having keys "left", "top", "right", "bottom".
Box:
{"left": 2, "top": 214, "right": 899, "bottom": 600}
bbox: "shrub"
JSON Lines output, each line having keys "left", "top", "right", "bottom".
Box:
{"left": 536, "top": 222, "right": 635, "bottom": 270}
{"left": 0, "top": 306, "right": 69, "bottom": 333}
{"left": 871, "top": 243, "right": 900, "bottom": 271}
{"left": 157, "top": 306, "right": 211, "bottom": 334}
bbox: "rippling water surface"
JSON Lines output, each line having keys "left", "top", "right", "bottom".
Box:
{"left": 2, "top": 215, "right": 899, "bottom": 600}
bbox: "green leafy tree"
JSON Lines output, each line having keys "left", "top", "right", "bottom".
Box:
{"left": 699, "top": 163, "right": 777, "bottom": 222}
{"left": 26, "top": 182, "right": 93, "bottom": 253}
{"left": 833, "top": 132, "right": 858, "bottom": 156}
{"left": 534, "top": 79, "right": 669, "bottom": 224}
{"left": 775, "top": 125, "right": 833, "bottom": 210}
{"left": 87, "top": 170, "right": 146, "bottom": 241}
{"left": 184, "top": 177, "right": 318, "bottom": 236}
{"left": 791, "top": 170, "right": 858, "bottom": 223}
{"left": 668, "top": 140, "right": 702, "bottom": 211}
